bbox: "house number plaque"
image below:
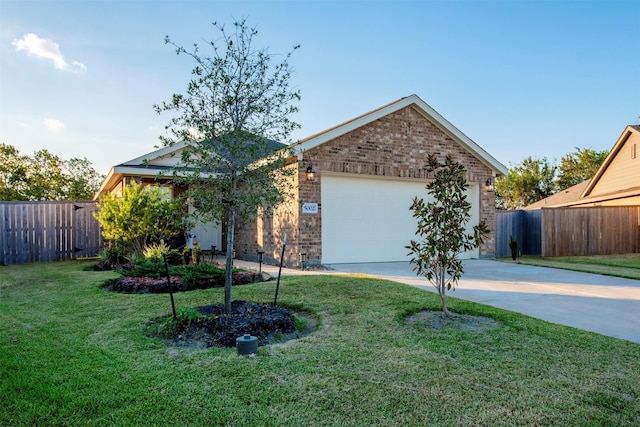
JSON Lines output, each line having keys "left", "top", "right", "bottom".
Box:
{"left": 302, "top": 203, "right": 318, "bottom": 214}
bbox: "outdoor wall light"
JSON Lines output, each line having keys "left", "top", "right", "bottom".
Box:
{"left": 485, "top": 178, "right": 495, "bottom": 192}
{"left": 306, "top": 164, "right": 315, "bottom": 181}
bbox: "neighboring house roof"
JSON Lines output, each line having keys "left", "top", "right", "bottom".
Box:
{"left": 523, "top": 179, "right": 591, "bottom": 210}
{"left": 580, "top": 125, "right": 640, "bottom": 200}
{"left": 523, "top": 125, "right": 640, "bottom": 209}
{"left": 290, "top": 94, "right": 508, "bottom": 176}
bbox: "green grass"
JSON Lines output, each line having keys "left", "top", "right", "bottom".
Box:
{"left": 506, "top": 253, "right": 640, "bottom": 279}
{"left": 1, "top": 260, "right": 639, "bottom": 426}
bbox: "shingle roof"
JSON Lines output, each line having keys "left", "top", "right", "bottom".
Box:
{"left": 523, "top": 180, "right": 591, "bottom": 210}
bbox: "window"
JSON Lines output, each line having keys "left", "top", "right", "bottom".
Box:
{"left": 143, "top": 185, "right": 172, "bottom": 200}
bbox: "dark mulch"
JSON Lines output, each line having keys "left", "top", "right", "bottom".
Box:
{"left": 193, "top": 300, "right": 297, "bottom": 347}
{"left": 153, "top": 300, "right": 310, "bottom": 349}
{"left": 106, "top": 271, "right": 268, "bottom": 293}
{"left": 94, "top": 261, "right": 134, "bottom": 271}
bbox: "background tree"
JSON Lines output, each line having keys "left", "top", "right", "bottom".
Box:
{"left": 94, "top": 182, "right": 186, "bottom": 255}
{"left": 154, "top": 19, "right": 300, "bottom": 314}
{"left": 63, "top": 157, "right": 105, "bottom": 200}
{"left": 0, "top": 143, "right": 31, "bottom": 200}
{"left": 0, "top": 143, "right": 103, "bottom": 201}
{"left": 495, "top": 156, "right": 556, "bottom": 210}
{"left": 29, "top": 149, "right": 67, "bottom": 200}
{"left": 556, "top": 147, "right": 608, "bottom": 191}
{"left": 407, "top": 154, "right": 489, "bottom": 317}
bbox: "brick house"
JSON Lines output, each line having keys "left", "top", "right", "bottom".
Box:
{"left": 96, "top": 94, "right": 507, "bottom": 266}
{"left": 235, "top": 94, "right": 507, "bottom": 266}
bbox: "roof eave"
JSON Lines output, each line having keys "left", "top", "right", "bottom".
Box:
{"left": 292, "top": 94, "right": 508, "bottom": 176}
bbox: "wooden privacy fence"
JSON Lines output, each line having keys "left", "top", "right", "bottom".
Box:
{"left": 543, "top": 206, "right": 640, "bottom": 256}
{"left": 495, "top": 209, "right": 542, "bottom": 257}
{"left": 496, "top": 206, "right": 640, "bottom": 257}
{"left": 0, "top": 201, "right": 104, "bottom": 265}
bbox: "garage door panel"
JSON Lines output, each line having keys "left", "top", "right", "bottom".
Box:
{"left": 321, "top": 174, "right": 479, "bottom": 264}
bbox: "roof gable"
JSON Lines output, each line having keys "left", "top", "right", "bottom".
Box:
{"left": 291, "top": 94, "right": 508, "bottom": 176}
{"left": 120, "top": 141, "right": 189, "bottom": 168}
{"left": 582, "top": 125, "right": 640, "bottom": 199}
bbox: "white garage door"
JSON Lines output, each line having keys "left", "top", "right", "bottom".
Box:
{"left": 321, "top": 174, "right": 479, "bottom": 264}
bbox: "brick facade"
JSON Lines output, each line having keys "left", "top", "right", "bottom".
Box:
{"left": 234, "top": 105, "right": 497, "bottom": 267}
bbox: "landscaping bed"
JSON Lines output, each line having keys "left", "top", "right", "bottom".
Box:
{"left": 100, "top": 259, "right": 270, "bottom": 294}
{"left": 146, "top": 300, "right": 314, "bottom": 348}
{"left": 107, "top": 270, "right": 267, "bottom": 293}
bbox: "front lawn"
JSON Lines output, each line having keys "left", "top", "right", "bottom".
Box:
{"left": 1, "top": 260, "right": 639, "bottom": 426}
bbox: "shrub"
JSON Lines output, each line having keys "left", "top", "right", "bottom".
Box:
{"left": 148, "top": 307, "right": 204, "bottom": 338}
{"left": 141, "top": 243, "right": 183, "bottom": 265}
{"left": 174, "top": 263, "right": 225, "bottom": 285}
{"left": 127, "top": 260, "right": 166, "bottom": 278}
{"left": 143, "top": 243, "right": 165, "bottom": 263}
{"left": 100, "top": 246, "right": 128, "bottom": 264}
{"left": 94, "top": 182, "right": 189, "bottom": 255}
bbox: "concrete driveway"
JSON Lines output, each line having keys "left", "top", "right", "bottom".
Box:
{"left": 327, "top": 260, "right": 640, "bottom": 344}
{"left": 234, "top": 259, "right": 640, "bottom": 344}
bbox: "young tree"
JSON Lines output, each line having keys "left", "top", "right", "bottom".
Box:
{"left": 94, "top": 182, "right": 186, "bottom": 255}
{"left": 495, "top": 156, "right": 556, "bottom": 210}
{"left": 556, "top": 147, "right": 608, "bottom": 191}
{"left": 407, "top": 154, "right": 489, "bottom": 317}
{"left": 154, "top": 19, "right": 300, "bottom": 314}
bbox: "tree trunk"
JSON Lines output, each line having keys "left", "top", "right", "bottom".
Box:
{"left": 439, "top": 287, "right": 453, "bottom": 318}
{"left": 437, "top": 263, "right": 453, "bottom": 317}
{"left": 224, "top": 207, "right": 235, "bottom": 315}
{"left": 223, "top": 179, "right": 237, "bottom": 315}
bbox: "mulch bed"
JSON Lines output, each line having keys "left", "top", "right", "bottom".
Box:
{"left": 108, "top": 271, "right": 266, "bottom": 293}
{"left": 179, "top": 300, "right": 298, "bottom": 348}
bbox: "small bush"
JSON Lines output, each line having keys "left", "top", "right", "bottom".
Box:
{"left": 164, "top": 249, "right": 184, "bottom": 266}
{"left": 148, "top": 307, "right": 204, "bottom": 338}
{"left": 127, "top": 260, "right": 166, "bottom": 278}
{"left": 100, "top": 246, "right": 128, "bottom": 264}
{"left": 142, "top": 243, "right": 183, "bottom": 265}
{"left": 173, "top": 263, "right": 225, "bottom": 285}
{"left": 143, "top": 243, "right": 166, "bottom": 263}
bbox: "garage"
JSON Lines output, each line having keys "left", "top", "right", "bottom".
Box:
{"left": 321, "top": 173, "right": 479, "bottom": 264}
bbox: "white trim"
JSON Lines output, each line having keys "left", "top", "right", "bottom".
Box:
{"left": 292, "top": 94, "right": 508, "bottom": 176}
{"left": 121, "top": 141, "right": 190, "bottom": 166}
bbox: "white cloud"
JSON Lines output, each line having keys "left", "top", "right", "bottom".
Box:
{"left": 188, "top": 127, "right": 205, "bottom": 141}
{"left": 43, "top": 119, "right": 66, "bottom": 133}
{"left": 71, "top": 60, "right": 87, "bottom": 73}
{"left": 12, "top": 33, "right": 87, "bottom": 73}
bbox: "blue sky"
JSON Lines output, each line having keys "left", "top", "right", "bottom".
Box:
{"left": 1, "top": 0, "right": 639, "bottom": 175}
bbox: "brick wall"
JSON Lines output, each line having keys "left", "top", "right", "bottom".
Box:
{"left": 235, "top": 105, "right": 497, "bottom": 266}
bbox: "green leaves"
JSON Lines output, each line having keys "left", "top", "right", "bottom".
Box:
{"left": 94, "top": 182, "right": 186, "bottom": 255}
{"left": 154, "top": 18, "right": 300, "bottom": 314}
{"left": 495, "top": 147, "right": 608, "bottom": 209}
{"left": 0, "top": 143, "right": 103, "bottom": 201}
{"left": 407, "top": 154, "right": 488, "bottom": 315}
